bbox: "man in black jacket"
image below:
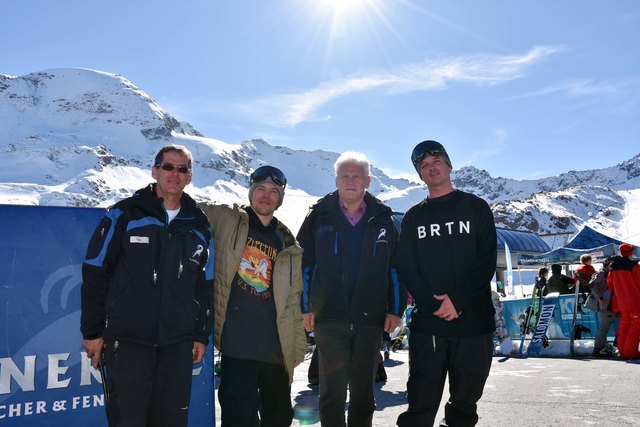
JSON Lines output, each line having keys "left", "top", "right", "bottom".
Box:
{"left": 396, "top": 140, "right": 497, "bottom": 427}
{"left": 297, "top": 151, "right": 406, "bottom": 427}
{"left": 81, "top": 144, "right": 213, "bottom": 427}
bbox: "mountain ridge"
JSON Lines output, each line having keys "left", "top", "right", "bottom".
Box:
{"left": 1, "top": 68, "right": 639, "bottom": 242}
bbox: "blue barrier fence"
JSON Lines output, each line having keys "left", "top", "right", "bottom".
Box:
{"left": 0, "top": 205, "right": 214, "bottom": 426}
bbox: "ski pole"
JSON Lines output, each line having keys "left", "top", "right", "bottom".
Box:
{"left": 99, "top": 353, "right": 110, "bottom": 402}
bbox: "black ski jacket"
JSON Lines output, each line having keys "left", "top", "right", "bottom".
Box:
{"left": 297, "top": 191, "right": 406, "bottom": 325}
{"left": 81, "top": 184, "right": 213, "bottom": 346}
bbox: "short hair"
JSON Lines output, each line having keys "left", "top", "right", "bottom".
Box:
{"left": 538, "top": 267, "right": 548, "bottom": 277}
{"left": 334, "top": 151, "right": 370, "bottom": 177}
{"left": 580, "top": 254, "right": 592, "bottom": 264}
{"left": 153, "top": 144, "right": 193, "bottom": 170}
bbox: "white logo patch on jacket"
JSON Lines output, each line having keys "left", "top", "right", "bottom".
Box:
{"left": 130, "top": 236, "right": 149, "bottom": 244}
{"left": 189, "top": 245, "right": 204, "bottom": 264}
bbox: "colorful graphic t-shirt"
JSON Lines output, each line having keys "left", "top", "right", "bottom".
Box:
{"left": 220, "top": 207, "right": 285, "bottom": 364}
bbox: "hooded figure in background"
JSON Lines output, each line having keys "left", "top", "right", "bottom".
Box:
{"left": 607, "top": 243, "right": 640, "bottom": 359}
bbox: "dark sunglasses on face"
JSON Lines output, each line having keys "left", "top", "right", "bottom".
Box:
{"left": 156, "top": 162, "right": 191, "bottom": 174}
{"left": 250, "top": 165, "right": 287, "bottom": 188}
{"left": 411, "top": 140, "right": 447, "bottom": 168}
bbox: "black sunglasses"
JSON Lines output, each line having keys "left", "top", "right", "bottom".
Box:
{"left": 250, "top": 165, "right": 287, "bottom": 188}
{"left": 156, "top": 162, "right": 191, "bottom": 174}
{"left": 411, "top": 140, "right": 447, "bottom": 167}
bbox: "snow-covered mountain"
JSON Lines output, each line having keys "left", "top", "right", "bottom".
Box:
{"left": 1, "top": 68, "right": 639, "bottom": 242}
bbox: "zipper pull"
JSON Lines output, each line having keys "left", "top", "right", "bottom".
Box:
{"left": 178, "top": 262, "right": 183, "bottom": 279}
{"left": 153, "top": 269, "right": 158, "bottom": 285}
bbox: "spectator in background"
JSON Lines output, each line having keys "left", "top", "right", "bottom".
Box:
{"left": 607, "top": 243, "right": 640, "bottom": 359}
{"left": 537, "top": 267, "right": 549, "bottom": 296}
{"left": 575, "top": 254, "right": 597, "bottom": 292}
{"left": 590, "top": 258, "right": 616, "bottom": 357}
{"left": 546, "top": 263, "right": 575, "bottom": 295}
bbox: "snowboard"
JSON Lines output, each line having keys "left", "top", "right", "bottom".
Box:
{"left": 518, "top": 285, "right": 542, "bottom": 355}
{"left": 526, "top": 292, "right": 560, "bottom": 356}
{"left": 492, "top": 291, "right": 513, "bottom": 355}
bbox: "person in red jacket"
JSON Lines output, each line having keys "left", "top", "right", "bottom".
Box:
{"left": 575, "top": 254, "right": 597, "bottom": 289}
{"left": 607, "top": 243, "right": 640, "bottom": 359}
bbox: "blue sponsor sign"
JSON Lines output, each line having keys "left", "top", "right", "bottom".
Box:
{"left": 0, "top": 205, "right": 214, "bottom": 426}
{"left": 501, "top": 294, "right": 619, "bottom": 341}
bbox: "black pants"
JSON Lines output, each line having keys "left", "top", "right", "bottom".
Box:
{"left": 308, "top": 347, "right": 319, "bottom": 383}
{"left": 103, "top": 340, "right": 194, "bottom": 427}
{"left": 314, "top": 322, "right": 383, "bottom": 427}
{"left": 397, "top": 332, "right": 493, "bottom": 427}
{"left": 218, "top": 354, "right": 293, "bottom": 427}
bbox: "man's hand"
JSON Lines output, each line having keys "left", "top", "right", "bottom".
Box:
{"left": 293, "top": 359, "right": 301, "bottom": 368}
{"left": 83, "top": 338, "right": 105, "bottom": 369}
{"left": 384, "top": 314, "right": 402, "bottom": 333}
{"left": 303, "top": 312, "right": 315, "bottom": 332}
{"left": 433, "top": 294, "right": 461, "bottom": 321}
{"left": 192, "top": 342, "right": 206, "bottom": 364}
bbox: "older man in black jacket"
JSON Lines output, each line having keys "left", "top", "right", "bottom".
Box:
{"left": 297, "top": 151, "right": 406, "bottom": 427}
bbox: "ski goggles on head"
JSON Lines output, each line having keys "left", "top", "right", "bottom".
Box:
{"left": 410, "top": 140, "right": 448, "bottom": 168}
{"left": 250, "top": 165, "right": 287, "bottom": 188}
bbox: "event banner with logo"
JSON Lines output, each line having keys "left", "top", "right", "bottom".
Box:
{"left": 501, "top": 294, "right": 618, "bottom": 341}
{"left": 0, "top": 205, "right": 214, "bottom": 426}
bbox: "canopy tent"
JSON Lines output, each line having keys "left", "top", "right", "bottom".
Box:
{"left": 564, "top": 225, "right": 625, "bottom": 249}
{"left": 497, "top": 227, "right": 549, "bottom": 253}
{"left": 517, "top": 225, "right": 639, "bottom": 266}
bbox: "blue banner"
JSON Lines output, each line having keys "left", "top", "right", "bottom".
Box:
{"left": 0, "top": 205, "right": 214, "bottom": 426}
{"left": 501, "top": 294, "right": 619, "bottom": 341}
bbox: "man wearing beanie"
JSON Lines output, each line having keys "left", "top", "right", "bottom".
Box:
{"left": 607, "top": 243, "right": 640, "bottom": 359}
{"left": 297, "top": 151, "right": 406, "bottom": 427}
{"left": 396, "top": 140, "right": 497, "bottom": 427}
{"left": 199, "top": 165, "right": 307, "bottom": 426}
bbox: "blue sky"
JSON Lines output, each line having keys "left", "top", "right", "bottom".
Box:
{"left": 2, "top": 0, "right": 639, "bottom": 180}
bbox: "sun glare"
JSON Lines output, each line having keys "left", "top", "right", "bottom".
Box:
{"left": 295, "top": 0, "right": 406, "bottom": 73}
{"left": 311, "top": 0, "right": 386, "bottom": 42}
{"left": 320, "top": 0, "right": 371, "bottom": 15}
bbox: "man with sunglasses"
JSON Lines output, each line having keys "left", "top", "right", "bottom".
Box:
{"left": 81, "top": 144, "right": 213, "bottom": 427}
{"left": 396, "top": 140, "right": 497, "bottom": 427}
{"left": 297, "top": 151, "right": 406, "bottom": 427}
{"left": 199, "top": 165, "right": 307, "bottom": 427}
